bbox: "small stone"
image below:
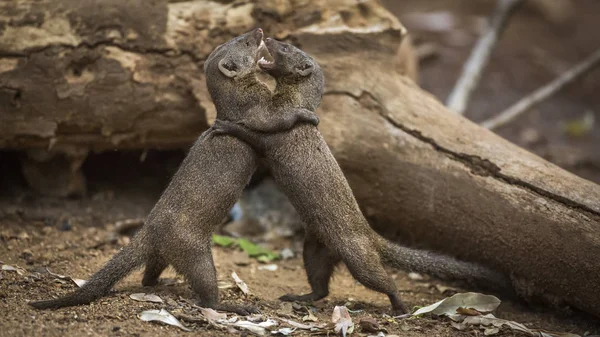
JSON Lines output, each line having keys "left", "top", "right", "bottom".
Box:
{"left": 21, "top": 249, "right": 34, "bottom": 261}
{"left": 280, "top": 248, "right": 294, "bottom": 260}
{"left": 17, "top": 232, "right": 30, "bottom": 240}
{"left": 359, "top": 317, "right": 380, "bottom": 333}
{"left": 58, "top": 219, "right": 72, "bottom": 231}
{"left": 408, "top": 272, "right": 424, "bottom": 281}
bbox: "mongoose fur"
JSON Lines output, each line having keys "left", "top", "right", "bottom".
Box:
{"left": 213, "top": 38, "right": 512, "bottom": 314}
{"left": 28, "top": 29, "right": 318, "bottom": 315}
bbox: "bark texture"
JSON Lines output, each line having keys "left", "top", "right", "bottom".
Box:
{"left": 1, "top": 0, "right": 599, "bottom": 317}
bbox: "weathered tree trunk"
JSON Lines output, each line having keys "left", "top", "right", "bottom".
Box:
{"left": 1, "top": 0, "right": 599, "bottom": 318}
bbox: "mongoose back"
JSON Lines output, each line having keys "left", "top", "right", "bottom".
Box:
{"left": 213, "top": 39, "right": 512, "bottom": 314}
{"left": 28, "top": 29, "right": 318, "bottom": 315}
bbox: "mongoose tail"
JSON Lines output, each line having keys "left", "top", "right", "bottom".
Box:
{"left": 29, "top": 240, "right": 145, "bottom": 309}
{"left": 378, "top": 237, "right": 513, "bottom": 295}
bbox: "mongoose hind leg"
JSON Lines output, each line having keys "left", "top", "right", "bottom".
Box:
{"left": 280, "top": 232, "right": 340, "bottom": 303}
{"left": 341, "top": 243, "right": 409, "bottom": 315}
{"left": 171, "top": 243, "right": 259, "bottom": 315}
{"left": 142, "top": 255, "right": 168, "bottom": 287}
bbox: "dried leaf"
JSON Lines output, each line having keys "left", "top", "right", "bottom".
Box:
{"left": 463, "top": 314, "right": 530, "bottom": 333}
{"left": 451, "top": 321, "right": 468, "bottom": 331}
{"left": 484, "top": 327, "right": 500, "bottom": 335}
{"left": 435, "top": 284, "right": 457, "bottom": 294}
{"left": 332, "top": 306, "right": 354, "bottom": 337}
{"left": 139, "top": 309, "right": 191, "bottom": 331}
{"left": 130, "top": 293, "right": 163, "bottom": 303}
{"left": 271, "top": 327, "right": 296, "bottom": 335}
{"left": 412, "top": 292, "right": 501, "bottom": 316}
{"left": 230, "top": 319, "right": 277, "bottom": 336}
{"left": 231, "top": 271, "right": 249, "bottom": 295}
{"left": 200, "top": 307, "right": 227, "bottom": 321}
{"left": 302, "top": 309, "right": 318, "bottom": 322}
{"left": 217, "top": 280, "right": 235, "bottom": 289}
{"left": 71, "top": 278, "right": 87, "bottom": 287}
{"left": 2, "top": 264, "right": 25, "bottom": 275}
{"left": 279, "top": 318, "right": 315, "bottom": 330}
{"left": 47, "top": 267, "right": 86, "bottom": 287}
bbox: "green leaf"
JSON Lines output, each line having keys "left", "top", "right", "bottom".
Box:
{"left": 237, "top": 238, "right": 280, "bottom": 262}
{"left": 212, "top": 234, "right": 237, "bottom": 247}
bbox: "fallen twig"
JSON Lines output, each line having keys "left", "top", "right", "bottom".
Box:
{"left": 446, "top": 0, "right": 524, "bottom": 114}
{"left": 482, "top": 47, "right": 600, "bottom": 130}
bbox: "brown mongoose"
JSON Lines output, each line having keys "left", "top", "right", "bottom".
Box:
{"left": 28, "top": 29, "right": 318, "bottom": 315}
{"left": 212, "top": 38, "right": 512, "bottom": 314}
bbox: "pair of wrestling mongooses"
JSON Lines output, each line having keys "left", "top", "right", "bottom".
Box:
{"left": 213, "top": 38, "right": 511, "bottom": 314}
{"left": 30, "top": 29, "right": 509, "bottom": 315}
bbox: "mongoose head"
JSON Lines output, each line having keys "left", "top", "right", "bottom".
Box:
{"left": 205, "top": 28, "right": 267, "bottom": 79}
{"left": 258, "top": 38, "right": 324, "bottom": 111}
{"left": 204, "top": 28, "right": 272, "bottom": 117}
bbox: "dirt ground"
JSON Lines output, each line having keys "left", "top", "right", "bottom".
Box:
{"left": 1, "top": 0, "right": 600, "bottom": 336}
{"left": 2, "top": 214, "right": 600, "bottom": 337}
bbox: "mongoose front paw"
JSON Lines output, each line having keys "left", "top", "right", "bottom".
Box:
{"left": 303, "top": 114, "right": 319, "bottom": 126}
{"left": 141, "top": 277, "right": 160, "bottom": 287}
{"left": 391, "top": 302, "right": 409, "bottom": 316}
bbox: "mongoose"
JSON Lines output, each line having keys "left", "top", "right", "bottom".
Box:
{"left": 28, "top": 29, "right": 318, "bottom": 315}
{"left": 212, "top": 38, "right": 512, "bottom": 314}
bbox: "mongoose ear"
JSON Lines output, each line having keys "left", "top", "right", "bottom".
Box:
{"left": 295, "top": 63, "right": 314, "bottom": 76}
{"left": 218, "top": 58, "right": 239, "bottom": 78}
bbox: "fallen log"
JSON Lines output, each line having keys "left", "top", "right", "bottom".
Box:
{"left": 1, "top": 0, "right": 599, "bottom": 318}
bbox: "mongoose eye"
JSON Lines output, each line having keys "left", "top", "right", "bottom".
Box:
{"left": 245, "top": 42, "right": 250, "bottom": 47}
